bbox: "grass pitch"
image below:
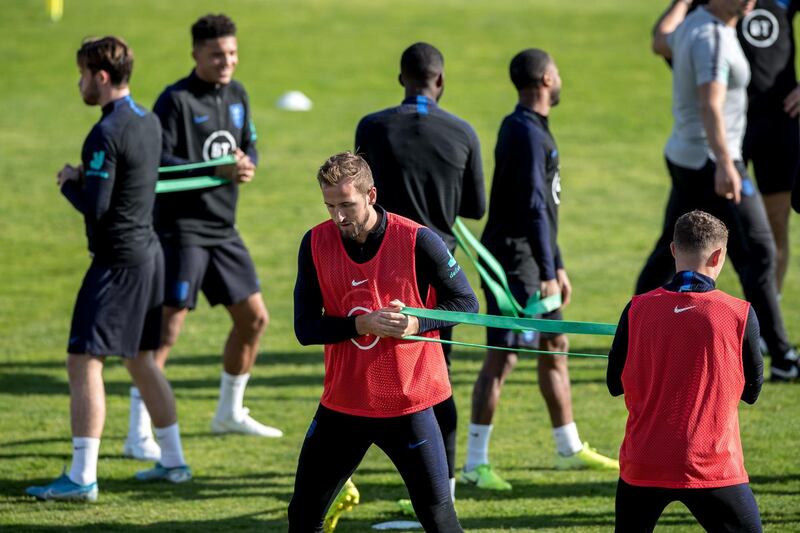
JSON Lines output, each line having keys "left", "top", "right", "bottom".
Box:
{"left": 1, "top": 0, "right": 799, "bottom": 531}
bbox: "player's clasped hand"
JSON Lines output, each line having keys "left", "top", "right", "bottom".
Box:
{"left": 355, "top": 299, "right": 420, "bottom": 339}
{"left": 57, "top": 163, "right": 82, "bottom": 188}
{"left": 214, "top": 148, "right": 255, "bottom": 184}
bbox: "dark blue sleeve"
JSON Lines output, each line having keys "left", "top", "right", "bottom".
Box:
{"left": 458, "top": 125, "right": 486, "bottom": 220}
{"left": 62, "top": 125, "right": 117, "bottom": 221}
{"left": 554, "top": 244, "right": 564, "bottom": 270}
{"left": 518, "top": 125, "right": 556, "bottom": 280}
{"left": 61, "top": 180, "right": 86, "bottom": 213}
{"left": 293, "top": 231, "right": 360, "bottom": 346}
{"left": 354, "top": 116, "right": 371, "bottom": 159}
{"left": 153, "top": 89, "right": 192, "bottom": 169}
{"left": 240, "top": 89, "right": 259, "bottom": 167}
{"left": 413, "top": 227, "right": 479, "bottom": 334}
{"left": 607, "top": 301, "right": 631, "bottom": 397}
{"left": 741, "top": 306, "right": 763, "bottom": 404}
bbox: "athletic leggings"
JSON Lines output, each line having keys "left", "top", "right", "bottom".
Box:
{"left": 635, "top": 158, "right": 791, "bottom": 361}
{"left": 615, "top": 478, "right": 762, "bottom": 532}
{"left": 287, "top": 404, "right": 462, "bottom": 533}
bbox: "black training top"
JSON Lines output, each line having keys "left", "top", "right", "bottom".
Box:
{"left": 480, "top": 105, "right": 562, "bottom": 283}
{"left": 294, "top": 205, "right": 479, "bottom": 345}
{"left": 153, "top": 70, "right": 258, "bottom": 246}
{"left": 607, "top": 271, "right": 763, "bottom": 405}
{"left": 355, "top": 95, "right": 485, "bottom": 251}
{"left": 737, "top": 0, "right": 799, "bottom": 112}
{"left": 62, "top": 95, "right": 160, "bottom": 267}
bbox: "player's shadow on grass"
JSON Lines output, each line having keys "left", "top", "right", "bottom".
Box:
{"left": 0, "top": 372, "right": 134, "bottom": 397}
{"left": 169, "top": 351, "right": 324, "bottom": 368}
{"left": 5, "top": 472, "right": 295, "bottom": 505}
{"left": 750, "top": 473, "right": 800, "bottom": 495}
{"left": 458, "top": 478, "right": 618, "bottom": 501}
{"left": 1, "top": 510, "right": 288, "bottom": 532}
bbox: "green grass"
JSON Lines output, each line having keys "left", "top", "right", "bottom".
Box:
{"left": 1, "top": 0, "right": 799, "bottom": 530}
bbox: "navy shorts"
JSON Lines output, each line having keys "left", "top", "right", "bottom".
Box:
{"left": 68, "top": 248, "right": 164, "bottom": 358}
{"left": 743, "top": 110, "right": 800, "bottom": 195}
{"left": 484, "top": 276, "right": 562, "bottom": 349}
{"left": 162, "top": 236, "right": 260, "bottom": 309}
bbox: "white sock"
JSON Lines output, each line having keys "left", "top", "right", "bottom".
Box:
{"left": 449, "top": 477, "right": 456, "bottom": 502}
{"left": 128, "top": 387, "right": 154, "bottom": 442}
{"left": 553, "top": 422, "right": 583, "bottom": 456}
{"left": 154, "top": 423, "right": 185, "bottom": 468}
{"left": 465, "top": 423, "right": 493, "bottom": 471}
{"left": 69, "top": 437, "right": 100, "bottom": 485}
{"left": 216, "top": 371, "right": 249, "bottom": 421}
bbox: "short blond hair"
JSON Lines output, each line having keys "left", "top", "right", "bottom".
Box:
{"left": 316, "top": 151, "right": 374, "bottom": 194}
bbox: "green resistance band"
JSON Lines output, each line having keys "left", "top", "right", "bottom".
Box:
{"left": 401, "top": 306, "right": 616, "bottom": 336}
{"left": 404, "top": 335, "right": 608, "bottom": 359}
{"left": 452, "top": 218, "right": 561, "bottom": 317}
{"left": 158, "top": 154, "right": 236, "bottom": 173}
{"left": 155, "top": 155, "right": 237, "bottom": 193}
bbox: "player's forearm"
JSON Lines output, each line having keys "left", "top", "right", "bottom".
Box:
{"left": 294, "top": 314, "right": 359, "bottom": 346}
{"left": 245, "top": 145, "right": 259, "bottom": 168}
{"left": 60, "top": 181, "right": 87, "bottom": 214}
{"left": 418, "top": 273, "right": 478, "bottom": 334}
{"left": 699, "top": 84, "right": 733, "bottom": 164}
{"left": 414, "top": 227, "right": 479, "bottom": 333}
{"left": 740, "top": 307, "right": 763, "bottom": 404}
{"left": 524, "top": 215, "right": 556, "bottom": 281}
{"left": 458, "top": 153, "right": 486, "bottom": 219}
{"left": 607, "top": 302, "right": 632, "bottom": 397}
{"left": 652, "top": 0, "right": 691, "bottom": 57}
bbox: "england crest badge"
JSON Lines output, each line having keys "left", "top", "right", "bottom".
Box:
{"left": 229, "top": 103, "right": 244, "bottom": 129}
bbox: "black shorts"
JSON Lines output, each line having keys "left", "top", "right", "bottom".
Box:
{"left": 68, "top": 248, "right": 164, "bottom": 358}
{"left": 743, "top": 110, "right": 800, "bottom": 195}
{"left": 484, "top": 277, "right": 563, "bottom": 349}
{"left": 162, "top": 236, "right": 260, "bottom": 309}
{"left": 615, "top": 478, "right": 762, "bottom": 532}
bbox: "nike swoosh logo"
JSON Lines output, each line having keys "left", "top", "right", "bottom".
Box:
{"left": 469, "top": 433, "right": 479, "bottom": 438}
{"left": 408, "top": 439, "right": 428, "bottom": 449}
{"left": 193, "top": 115, "right": 209, "bottom": 124}
{"left": 674, "top": 305, "right": 696, "bottom": 313}
{"left": 351, "top": 279, "right": 368, "bottom": 286}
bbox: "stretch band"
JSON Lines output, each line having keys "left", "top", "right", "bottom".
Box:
{"left": 401, "top": 306, "right": 616, "bottom": 336}
{"left": 157, "top": 154, "right": 236, "bottom": 173}
{"left": 155, "top": 176, "right": 229, "bottom": 193}
{"left": 453, "top": 218, "right": 561, "bottom": 317}
{"left": 404, "top": 335, "right": 608, "bottom": 359}
{"left": 155, "top": 155, "right": 237, "bottom": 193}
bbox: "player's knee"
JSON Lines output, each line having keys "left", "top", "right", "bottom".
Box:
{"left": 472, "top": 371, "right": 503, "bottom": 403}
{"left": 253, "top": 307, "right": 269, "bottom": 334}
{"left": 239, "top": 307, "right": 269, "bottom": 337}
{"left": 161, "top": 321, "right": 182, "bottom": 349}
{"left": 66, "top": 353, "right": 100, "bottom": 380}
{"left": 549, "top": 335, "right": 569, "bottom": 354}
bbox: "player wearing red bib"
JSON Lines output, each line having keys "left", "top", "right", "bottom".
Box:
{"left": 288, "top": 152, "right": 475, "bottom": 532}
{"left": 608, "top": 210, "right": 763, "bottom": 532}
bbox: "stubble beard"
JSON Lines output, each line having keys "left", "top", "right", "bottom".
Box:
{"left": 339, "top": 212, "right": 369, "bottom": 241}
